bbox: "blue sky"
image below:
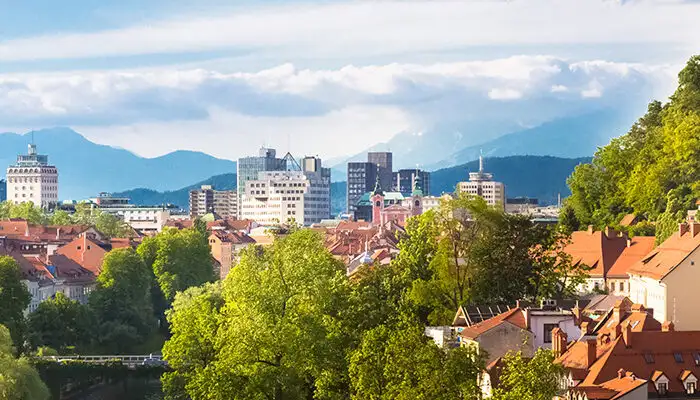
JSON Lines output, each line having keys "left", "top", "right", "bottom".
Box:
{"left": 0, "top": 0, "right": 698, "bottom": 162}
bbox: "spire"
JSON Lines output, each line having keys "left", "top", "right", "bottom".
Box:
{"left": 372, "top": 174, "right": 384, "bottom": 196}
{"left": 479, "top": 149, "right": 484, "bottom": 173}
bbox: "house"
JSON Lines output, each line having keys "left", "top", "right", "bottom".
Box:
{"left": 457, "top": 307, "right": 534, "bottom": 364}
{"left": 209, "top": 231, "right": 256, "bottom": 279}
{"left": 55, "top": 234, "right": 108, "bottom": 275}
{"left": 628, "top": 222, "right": 700, "bottom": 330}
{"left": 568, "top": 371, "right": 648, "bottom": 400}
{"left": 563, "top": 227, "right": 654, "bottom": 295}
{"left": 556, "top": 322, "right": 700, "bottom": 399}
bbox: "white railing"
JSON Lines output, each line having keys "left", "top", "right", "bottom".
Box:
{"left": 40, "top": 354, "right": 164, "bottom": 364}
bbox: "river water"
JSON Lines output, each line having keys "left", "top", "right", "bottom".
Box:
{"left": 72, "top": 379, "right": 163, "bottom": 400}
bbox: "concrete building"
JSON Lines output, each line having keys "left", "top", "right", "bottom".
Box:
{"left": 0, "top": 178, "right": 6, "bottom": 202}
{"left": 237, "top": 147, "right": 286, "bottom": 198}
{"left": 457, "top": 155, "right": 505, "bottom": 210}
{"left": 240, "top": 156, "right": 331, "bottom": 226}
{"left": 189, "top": 185, "right": 237, "bottom": 219}
{"left": 347, "top": 162, "right": 378, "bottom": 215}
{"left": 628, "top": 222, "right": 700, "bottom": 330}
{"left": 6, "top": 144, "right": 59, "bottom": 209}
{"left": 393, "top": 169, "right": 430, "bottom": 197}
{"left": 368, "top": 152, "right": 393, "bottom": 192}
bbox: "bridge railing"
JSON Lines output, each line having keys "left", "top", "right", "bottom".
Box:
{"left": 40, "top": 355, "right": 164, "bottom": 364}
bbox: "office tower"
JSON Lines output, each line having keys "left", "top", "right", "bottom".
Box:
{"left": 237, "top": 147, "right": 287, "bottom": 218}
{"left": 0, "top": 179, "right": 6, "bottom": 202}
{"left": 347, "top": 162, "right": 378, "bottom": 215}
{"left": 457, "top": 155, "right": 505, "bottom": 210}
{"left": 189, "top": 185, "right": 238, "bottom": 219}
{"left": 368, "top": 152, "right": 393, "bottom": 192}
{"left": 6, "top": 144, "right": 59, "bottom": 209}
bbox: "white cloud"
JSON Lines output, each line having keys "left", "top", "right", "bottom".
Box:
{"left": 0, "top": 56, "right": 678, "bottom": 160}
{"left": 0, "top": 1, "right": 697, "bottom": 63}
{"left": 488, "top": 88, "right": 523, "bottom": 100}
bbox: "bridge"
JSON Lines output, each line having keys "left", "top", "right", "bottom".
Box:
{"left": 40, "top": 354, "right": 166, "bottom": 367}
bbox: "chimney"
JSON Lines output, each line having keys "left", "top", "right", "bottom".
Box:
{"left": 680, "top": 222, "right": 689, "bottom": 237}
{"left": 626, "top": 238, "right": 632, "bottom": 248}
{"left": 580, "top": 321, "right": 591, "bottom": 337}
{"left": 691, "top": 223, "right": 700, "bottom": 237}
{"left": 56, "top": 227, "right": 60, "bottom": 241}
{"left": 612, "top": 323, "right": 622, "bottom": 341}
{"left": 82, "top": 233, "right": 87, "bottom": 262}
{"left": 586, "top": 339, "right": 597, "bottom": 368}
{"left": 604, "top": 226, "right": 616, "bottom": 238}
{"left": 588, "top": 225, "right": 594, "bottom": 234}
{"left": 662, "top": 321, "right": 675, "bottom": 332}
{"left": 572, "top": 302, "right": 581, "bottom": 325}
{"left": 617, "top": 368, "right": 625, "bottom": 379}
{"left": 552, "top": 328, "right": 568, "bottom": 358}
{"left": 612, "top": 301, "right": 624, "bottom": 325}
{"left": 622, "top": 321, "right": 632, "bottom": 348}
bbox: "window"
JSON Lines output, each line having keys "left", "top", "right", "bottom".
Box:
{"left": 688, "top": 382, "right": 697, "bottom": 395}
{"left": 644, "top": 353, "right": 655, "bottom": 364}
{"left": 674, "top": 353, "right": 684, "bottom": 363}
{"left": 657, "top": 382, "right": 667, "bottom": 395}
{"left": 693, "top": 352, "right": 700, "bottom": 366}
{"left": 543, "top": 324, "right": 558, "bottom": 343}
{"left": 619, "top": 282, "right": 624, "bottom": 292}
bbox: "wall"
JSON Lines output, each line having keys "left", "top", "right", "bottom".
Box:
{"left": 629, "top": 274, "right": 667, "bottom": 325}
{"left": 530, "top": 314, "right": 579, "bottom": 350}
{"left": 474, "top": 323, "right": 533, "bottom": 364}
{"left": 661, "top": 246, "right": 700, "bottom": 330}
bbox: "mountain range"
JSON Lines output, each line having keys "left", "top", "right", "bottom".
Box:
{"left": 330, "top": 109, "right": 632, "bottom": 177}
{"left": 0, "top": 128, "right": 237, "bottom": 199}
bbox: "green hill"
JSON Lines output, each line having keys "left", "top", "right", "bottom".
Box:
{"left": 113, "top": 173, "right": 237, "bottom": 209}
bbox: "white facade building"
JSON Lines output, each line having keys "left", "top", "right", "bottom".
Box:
{"left": 240, "top": 159, "right": 331, "bottom": 226}
{"left": 457, "top": 155, "right": 505, "bottom": 210}
{"left": 6, "top": 144, "right": 59, "bottom": 209}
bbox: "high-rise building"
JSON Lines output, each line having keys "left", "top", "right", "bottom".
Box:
{"left": 346, "top": 162, "right": 378, "bottom": 215}
{"left": 189, "top": 185, "right": 238, "bottom": 219}
{"left": 6, "top": 144, "right": 59, "bottom": 209}
{"left": 237, "top": 147, "right": 287, "bottom": 217}
{"left": 457, "top": 155, "right": 505, "bottom": 210}
{"left": 240, "top": 157, "right": 331, "bottom": 226}
{"left": 393, "top": 169, "right": 431, "bottom": 197}
{"left": 0, "top": 179, "right": 6, "bottom": 202}
{"left": 368, "top": 152, "right": 393, "bottom": 192}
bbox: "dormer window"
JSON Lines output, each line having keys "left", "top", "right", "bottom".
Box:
{"left": 688, "top": 382, "right": 697, "bottom": 395}
{"left": 658, "top": 382, "right": 667, "bottom": 395}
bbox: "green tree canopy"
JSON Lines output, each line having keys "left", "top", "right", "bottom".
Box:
{"left": 564, "top": 55, "right": 700, "bottom": 243}
{"left": 0, "top": 256, "right": 31, "bottom": 348}
{"left": 27, "top": 293, "right": 94, "bottom": 353}
{"left": 492, "top": 349, "right": 564, "bottom": 400}
{"left": 138, "top": 227, "right": 215, "bottom": 303}
{"left": 88, "top": 248, "right": 154, "bottom": 353}
{"left": 0, "top": 324, "right": 50, "bottom": 400}
{"left": 163, "top": 230, "right": 350, "bottom": 400}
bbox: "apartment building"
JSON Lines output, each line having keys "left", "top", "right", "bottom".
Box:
{"left": 6, "top": 144, "right": 59, "bottom": 209}
{"left": 189, "top": 185, "right": 237, "bottom": 219}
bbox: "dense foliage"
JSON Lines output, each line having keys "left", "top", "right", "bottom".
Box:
{"left": 27, "top": 293, "right": 95, "bottom": 353}
{"left": 0, "top": 324, "right": 49, "bottom": 400}
{"left": 492, "top": 349, "right": 565, "bottom": 400}
{"left": 0, "top": 256, "right": 32, "bottom": 349}
{"left": 563, "top": 55, "right": 700, "bottom": 243}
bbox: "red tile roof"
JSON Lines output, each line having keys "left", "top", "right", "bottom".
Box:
{"left": 627, "top": 225, "right": 700, "bottom": 280}
{"left": 606, "top": 237, "right": 656, "bottom": 278}
{"left": 563, "top": 228, "right": 628, "bottom": 278}
{"left": 459, "top": 308, "right": 527, "bottom": 339}
{"left": 55, "top": 235, "right": 107, "bottom": 275}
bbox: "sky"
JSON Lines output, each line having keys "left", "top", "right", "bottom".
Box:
{"left": 0, "top": 0, "right": 698, "bottom": 162}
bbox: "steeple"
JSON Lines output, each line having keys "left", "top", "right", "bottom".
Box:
{"left": 371, "top": 174, "right": 384, "bottom": 196}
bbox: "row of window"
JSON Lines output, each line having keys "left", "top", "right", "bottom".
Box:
{"left": 7, "top": 176, "right": 58, "bottom": 183}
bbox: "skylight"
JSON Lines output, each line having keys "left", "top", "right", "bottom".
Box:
{"left": 644, "top": 353, "right": 655, "bottom": 364}
{"left": 675, "top": 353, "right": 684, "bottom": 363}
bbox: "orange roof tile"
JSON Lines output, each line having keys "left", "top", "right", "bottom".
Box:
{"left": 56, "top": 235, "right": 107, "bottom": 275}
{"left": 606, "top": 237, "right": 655, "bottom": 278}
{"left": 459, "top": 308, "right": 527, "bottom": 339}
{"left": 627, "top": 226, "right": 700, "bottom": 280}
{"left": 563, "top": 229, "right": 628, "bottom": 278}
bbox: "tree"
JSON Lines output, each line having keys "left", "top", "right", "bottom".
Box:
{"left": 49, "top": 210, "right": 72, "bottom": 226}
{"left": 138, "top": 228, "right": 215, "bottom": 304}
{"left": 27, "top": 293, "right": 94, "bottom": 353}
{"left": 492, "top": 349, "right": 564, "bottom": 400}
{"left": 0, "top": 256, "right": 31, "bottom": 348}
{"left": 162, "top": 230, "right": 350, "bottom": 400}
{"left": 0, "top": 202, "right": 47, "bottom": 225}
{"left": 349, "top": 322, "right": 484, "bottom": 400}
{"left": 0, "top": 324, "right": 50, "bottom": 400}
{"left": 88, "top": 248, "right": 154, "bottom": 353}
{"left": 565, "top": 55, "right": 700, "bottom": 235}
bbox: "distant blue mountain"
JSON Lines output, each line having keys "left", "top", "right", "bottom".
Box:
{"left": 0, "top": 128, "right": 237, "bottom": 200}
{"left": 428, "top": 110, "right": 629, "bottom": 170}
{"left": 113, "top": 173, "right": 237, "bottom": 209}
